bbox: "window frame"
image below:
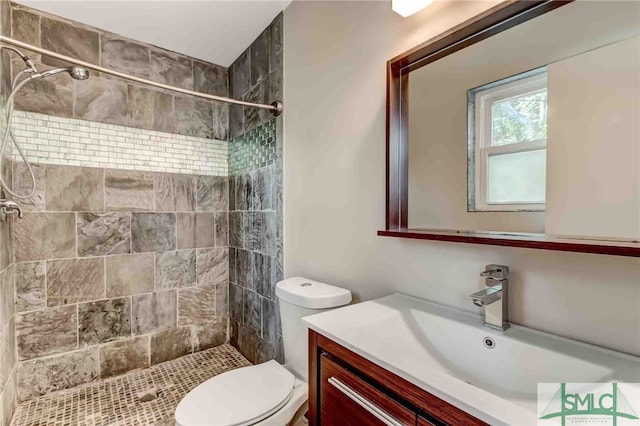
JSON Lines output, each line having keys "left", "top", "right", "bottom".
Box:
{"left": 469, "top": 70, "right": 548, "bottom": 212}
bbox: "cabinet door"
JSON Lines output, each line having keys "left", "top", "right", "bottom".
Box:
{"left": 320, "top": 354, "right": 416, "bottom": 426}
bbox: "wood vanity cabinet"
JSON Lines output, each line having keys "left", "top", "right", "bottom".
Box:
{"left": 308, "top": 330, "right": 487, "bottom": 426}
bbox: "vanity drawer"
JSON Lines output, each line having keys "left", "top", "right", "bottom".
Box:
{"left": 320, "top": 354, "right": 417, "bottom": 425}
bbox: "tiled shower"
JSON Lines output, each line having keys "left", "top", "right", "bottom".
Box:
{"left": 0, "top": 1, "right": 283, "bottom": 424}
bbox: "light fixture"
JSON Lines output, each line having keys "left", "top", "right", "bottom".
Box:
{"left": 392, "top": 0, "right": 434, "bottom": 17}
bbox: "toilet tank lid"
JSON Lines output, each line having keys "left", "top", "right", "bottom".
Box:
{"left": 276, "top": 277, "right": 352, "bottom": 309}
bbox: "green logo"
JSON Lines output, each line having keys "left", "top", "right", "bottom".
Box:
{"left": 540, "top": 383, "right": 639, "bottom": 425}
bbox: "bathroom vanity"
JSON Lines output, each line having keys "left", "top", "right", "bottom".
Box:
{"left": 304, "top": 294, "right": 640, "bottom": 425}
{"left": 308, "top": 330, "right": 484, "bottom": 425}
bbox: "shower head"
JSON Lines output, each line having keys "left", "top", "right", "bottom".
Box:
{"left": 36, "top": 66, "right": 90, "bottom": 80}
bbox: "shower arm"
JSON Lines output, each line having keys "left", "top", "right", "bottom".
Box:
{"left": 0, "top": 35, "right": 283, "bottom": 116}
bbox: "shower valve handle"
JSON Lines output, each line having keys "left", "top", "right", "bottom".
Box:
{"left": 0, "top": 200, "right": 23, "bottom": 218}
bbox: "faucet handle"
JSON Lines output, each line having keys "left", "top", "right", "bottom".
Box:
{"left": 481, "top": 264, "right": 509, "bottom": 279}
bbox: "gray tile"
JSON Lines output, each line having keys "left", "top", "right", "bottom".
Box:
{"left": 74, "top": 77, "right": 127, "bottom": 125}
{"left": 243, "top": 290, "right": 261, "bottom": 333}
{"left": 267, "top": 68, "right": 283, "bottom": 103}
{"left": 15, "top": 261, "right": 45, "bottom": 312}
{"left": 131, "top": 212, "right": 176, "bottom": 253}
{"left": 256, "top": 338, "right": 276, "bottom": 364}
{"left": 106, "top": 253, "right": 154, "bottom": 297}
{"left": 105, "top": 169, "right": 154, "bottom": 211}
{"left": 244, "top": 83, "right": 268, "bottom": 132}
{"left": 178, "top": 284, "right": 215, "bottom": 326}
{"left": 175, "top": 97, "right": 213, "bottom": 139}
{"left": 236, "top": 249, "right": 252, "bottom": 289}
{"left": 150, "top": 49, "right": 193, "bottom": 90}
{"left": 215, "top": 281, "right": 228, "bottom": 318}
{"left": 77, "top": 212, "right": 131, "bottom": 257}
{"left": 99, "top": 335, "right": 149, "bottom": 379}
{"left": 229, "top": 284, "right": 243, "bottom": 323}
{"left": 229, "top": 104, "right": 244, "bottom": 139}
{"left": 228, "top": 175, "right": 236, "bottom": 211}
{"left": 261, "top": 297, "right": 280, "bottom": 345}
{"left": 0, "top": 317, "right": 15, "bottom": 394}
{"left": 155, "top": 173, "right": 196, "bottom": 212}
{"left": 132, "top": 291, "right": 177, "bottom": 335}
{"left": 47, "top": 257, "right": 105, "bottom": 306}
{"left": 16, "top": 305, "right": 77, "bottom": 360}
{"left": 262, "top": 211, "right": 276, "bottom": 256}
{"left": 0, "top": 266, "right": 14, "bottom": 330}
{"left": 196, "top": 175, "right": 227, "bottom": 212}
{"left": 100, "top": 35, "right": 149, "bottom": 78}
{"left": 229, "top": 247, "right": 236, "bottom": 284}
{"left": 193, "top": 318, "right": 227, "bottom": 351}
{"left": 236, "top": 323, "right": 258, "bottom": 364}
{"left": 269, "top": 14, "right": 283, "bottom": 72}
{"left": 0, "top": 210, "right": 13, "bottom": 271}
{"left": 45, "top": 165, "right": 104, "bottom": 211}
{"left": 176, "top": 212, "right": 215, "bottom": 249}
{"left": 193, "top": 61, "right": 228, "bottom": 97}
{"left": 251, "top": 28, "right": 270, "bottom": 86}
{"left": 126, "top": 85, "right": 174, "bottom": 133}
{"left": 41, "top": 17, "right": 99, "bottom": 67}
{"left": 196, "top": 247, "right": 228, "bottom": 286}
{"left": 13, "top": 62, "right": 73, "bottom": 117}
{"left": 252, "top": 167, "right": 272, "bottom": 210}
{"left": 253, "top": 252, "right": 272, "bottom": 299}
{"left": 78, "top": 297, "right": 131, "bottom": 346}
{"left": 155, "top": 250, "right": 196, "bottom": 290}
{"left": 235, "top": 173, "right": 252, "bottom": 211}
{"left": 12, "top": 9, "right": 39, "bottom": 46}
{"left": 150, "top": 326, "right": 192, "bottom": 365}
{"left": 215, "top": 212, "right": 228, "bottom": 247}
{"left": 229, "top": 211, "right": 244, "bottom": 249}
{"left": 212, "top": 102, "right": 229, "bottom": 141}
{"left": 0, "top": 361, "right": 16, "bottom": 426}
{"left": 12, "top": 162, "right": 44, "bottom": 211}
{"left": 15, "top": 213, "right": 75, "bottom": 261}
{"left": 244, "top": 212, "right": 262, "bottom": 252}
{"left": 231, "top": 48, "right": 250, "bottom": 99}
{"left": 17, "top": 348, "right": 98, "bottom": 401}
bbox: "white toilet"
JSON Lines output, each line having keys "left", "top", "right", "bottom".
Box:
{"left": 175, "top": 277, "right": 352, "bottom": 426}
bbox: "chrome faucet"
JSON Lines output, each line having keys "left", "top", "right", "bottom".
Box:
{"left": 470, "top": 264, "right": 510, "bottom": 331}
{"left": 0, "top": 199, "right": 23, "bottom": 219}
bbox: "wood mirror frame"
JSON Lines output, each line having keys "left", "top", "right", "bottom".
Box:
{"left": 378, "top": 0, "right": 640, "bottom": 257}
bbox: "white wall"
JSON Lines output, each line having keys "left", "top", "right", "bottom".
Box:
{"left": 283, "top": 1, "right": 640, "bottom": 356}
{"left": 546, "top": 36, "right": 640, "bottom": 239}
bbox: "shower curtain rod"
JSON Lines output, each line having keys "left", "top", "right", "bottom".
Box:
{"left": 0, "top": 35, "right": 283, "bottom": 116}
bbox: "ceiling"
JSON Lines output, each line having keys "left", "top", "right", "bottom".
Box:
{"left": 15, "top": 0, "right": 292, "bottom": 67}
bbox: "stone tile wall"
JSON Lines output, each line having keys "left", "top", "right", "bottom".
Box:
{"left": 228, "top": 14, "right": 284, "bottom": 365}
{"left": 12, "top": 162, "right": 229, "bottom": 401}
{"left": 12, "top": 111, "right": 228, "bottom": 175}
{"left": 9, "top": 2, "right": 230, "bottom": 140}
{"left": 0, "top": 1, "right": 18, "bottom": 425}
{"left": 229, "top": 14, "right": 282, "bottom": 139}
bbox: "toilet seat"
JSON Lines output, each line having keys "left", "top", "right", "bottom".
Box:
{"left": 175, "top": 360, "right": 296, "bottom": 426}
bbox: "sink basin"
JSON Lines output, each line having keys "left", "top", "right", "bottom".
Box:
{"left": 302, "top": 293, "right": 640, "bottom": 425}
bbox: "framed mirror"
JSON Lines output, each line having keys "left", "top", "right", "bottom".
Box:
{"left": 380, "top": 0, "right": 640, "bottom": 257}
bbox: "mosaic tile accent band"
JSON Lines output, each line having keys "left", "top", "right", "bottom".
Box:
{"left": 228, "top": 119, "right": 276, "bottom": 176}
{"left": 10, "top": 344, "right": 251, "bottom": 426}
{"left": 11, "top": 111, "right": 228, "bottom": 176}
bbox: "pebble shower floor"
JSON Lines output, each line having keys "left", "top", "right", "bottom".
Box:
{"left": 11, "top": 345, "right": 251, "bottom": 426}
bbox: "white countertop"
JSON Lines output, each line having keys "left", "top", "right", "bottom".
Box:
{"left": 302, "top": 293, "right": 640, "bottom": 425}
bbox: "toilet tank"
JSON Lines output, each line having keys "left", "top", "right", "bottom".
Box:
{"left": 275, "top": 277, "right": 351, "bottom": 382}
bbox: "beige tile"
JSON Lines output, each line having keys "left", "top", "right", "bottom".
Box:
{"left": 155, "top": 250, "right": 196, "bottom": 290}
{"left": 78, "top": 298, "right": 131, "bottom": 346}
{"left": 132, "top": 291, "right": 176, "bottom": 335}
{"left": 106, "top": 253, "right": 154, "bottom": 297}
{"left": 150, "top": 326, "right": 192, "bottom": 365}
{"left": 131, "top": 212, "right": 176, "bottom": 253}
{"left": 99, "top": 335, "right": 149, "bottom": 379}
{"left": 0, "top": 266, "right": 14, "bottom": 331}
{"left": 155, "top": 173, "right": 196, "bottom": 212}
{"left": 193, "top": 318, "right": 227, "bottom": 351}
{"left": 196, "top": 247, "right": 228, "bottom": 286}
{"left": 105, "top": 169, "right": 154, "bottom": 211}
{"left": 176, "top": 212, "right": 215, "bottom": 249}
{"left": 0, "top": 368, "right": 16, "bottom": 426}
{"left": 15, "top": 213, "right": 76, "bottom": 262}
{"left": 178, "top": 284, "right": 215, "bottom": 326}
{"left": 17, "top": 348, "right": 98, "bottom": 401}
{"left": 77, "top": 212, "right": 131, "bottom": 257}
{"left": 47, "top": 258, "right": 105, "bottom": 306}
{"left": 16, "top": 305, "right": 77, "bottom": 360}
{"left": 45, "top": 165, "right": 104, "bottom": 211}
{"left": 0, "top": 318, "right": 15, "bottom": 394}
{"left": 12, "top": 162, "right": 45, "bottom": 212}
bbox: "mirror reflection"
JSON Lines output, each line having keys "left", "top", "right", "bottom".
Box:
{"left": 407, "top": 1, "right": 640, "bottom": 240}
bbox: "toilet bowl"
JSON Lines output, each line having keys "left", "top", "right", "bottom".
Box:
{"left": 175, "top": 277, "right": 352, "bottom": 426}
